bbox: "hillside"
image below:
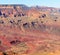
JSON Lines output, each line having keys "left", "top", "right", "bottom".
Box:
{"left": 0, "top": 5, "right": 60, "bottom": 55}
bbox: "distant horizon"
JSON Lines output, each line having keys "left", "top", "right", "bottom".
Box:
{"left": 0, "top": 0, "right": 60, "bottom": 8}
{"left": 0, "top": 4, "right": 59, "bottom": 8}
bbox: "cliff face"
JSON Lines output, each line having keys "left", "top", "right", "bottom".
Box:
{"left": 0, "top": 5, "right": 60, "bottom": 55}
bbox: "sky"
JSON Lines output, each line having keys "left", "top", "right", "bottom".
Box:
{"left": 0, "top": 0, "right": 60, "bottom": 8}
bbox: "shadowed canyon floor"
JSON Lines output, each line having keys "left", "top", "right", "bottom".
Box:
{"left": 0, "top": 5, "right": 60, "bottom": 55}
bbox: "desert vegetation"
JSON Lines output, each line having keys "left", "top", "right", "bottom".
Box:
{"left": 0, "top": 5, "right": 60, "bottom": 55}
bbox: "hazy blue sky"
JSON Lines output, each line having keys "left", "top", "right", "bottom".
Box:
{"left": 0, "top": 0, "right": 60, "bottom": 8}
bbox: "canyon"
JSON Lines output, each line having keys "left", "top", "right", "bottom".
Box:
{"left": 0, "top": 5, "right": 60, "bottom": 55}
